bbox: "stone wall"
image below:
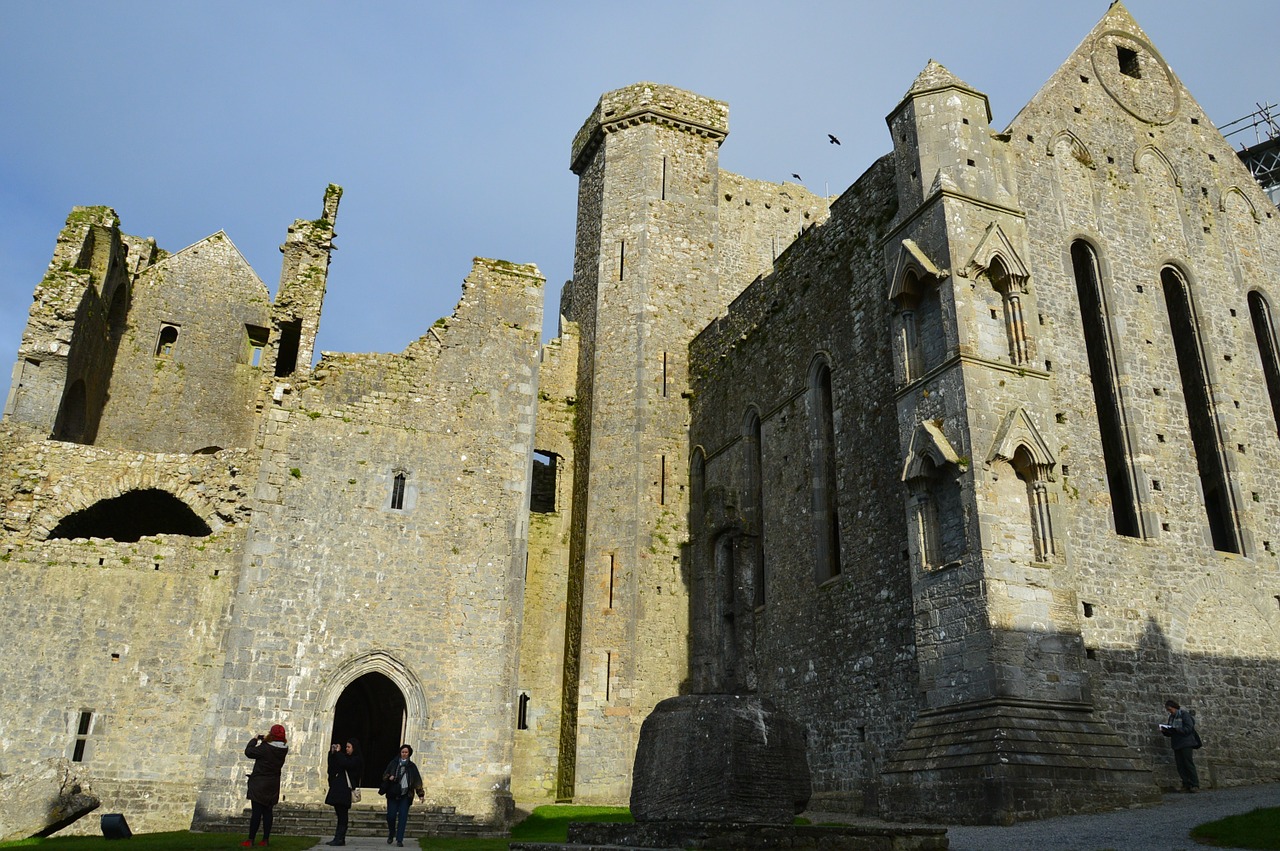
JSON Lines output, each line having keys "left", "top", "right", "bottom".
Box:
{"left": 94, "top": 232, "right": 272, "bottom": 454}
{"left": 193, "top": 257, "right": 543, "bottom": 827}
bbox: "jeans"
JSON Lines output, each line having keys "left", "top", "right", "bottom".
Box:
{"left": 386, "top": 794, "right": 412, "bottom": 843}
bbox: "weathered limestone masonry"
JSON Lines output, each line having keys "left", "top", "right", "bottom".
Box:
{"left": 688, "top": 2, "right": 1280, "bottom": 825}
{"left": 512, "top": 316, "right": 579, "bottom": 801}
{"left": 193, "top": 255, "right": 544, "bottom": 828}
{"left": 552, "top": 82, "right": 832, "bottom": 804}
{"left": 1, "top": 186, "right": 545, "bottom": 835}
{"left": 4, "top": 3, "right": 1280, "bottom": 836}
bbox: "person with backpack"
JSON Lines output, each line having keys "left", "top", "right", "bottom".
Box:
{"left": 1161, "top": 698, "right": 1200, "bottom": 792}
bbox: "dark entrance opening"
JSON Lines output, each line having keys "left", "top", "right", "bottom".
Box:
{"left": 331, "top": 672, "right": 407, "bottom": 788}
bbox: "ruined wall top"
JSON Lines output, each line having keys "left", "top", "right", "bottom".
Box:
{"left": 570, "top": 82, "right": 729, "bottom": 174}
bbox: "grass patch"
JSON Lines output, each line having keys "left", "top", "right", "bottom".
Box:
{"left": 0, "top": 832, "right": 317, "bottom": 850}
{"left": 420, "top": 804, "right": 631, "bottom": 850}
{"left": 1190, "top": 806, "right": 1280, "bottom": 849}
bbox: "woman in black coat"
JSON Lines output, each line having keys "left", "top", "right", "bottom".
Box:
{"left": 323, "top": 738, "right": 363, "bottom": 846}
{"left": 243, "top": 723, "right": 289, "bottom": 847}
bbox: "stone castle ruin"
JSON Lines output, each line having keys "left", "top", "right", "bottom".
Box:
{"left": 2, "top": 3, "right": 1278, "bottom": 834}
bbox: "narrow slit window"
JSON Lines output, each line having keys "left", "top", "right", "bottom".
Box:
{"left": 72, "top": 710, "right": 94, "bottom": 762}
{"left": 659, "top": 455, "right": 666, "bottom": 505}
{"left": 619, "top": 241, "right": 625, "bottom": 281}
{"left": 517, "top": 693, "right": 530, "bottom": 730}
{"left": 608, "top": 553, "right": 616, "bottom": 609}
{"left": 661, "top": 156, "right": 668, "bottom": 200}
{"left": 391, "top": 471, "right": 407, "bottom": 511}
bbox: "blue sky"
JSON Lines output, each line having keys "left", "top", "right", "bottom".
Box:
{"left": 1, "top": 1, "right": 1273, "bottom": 402}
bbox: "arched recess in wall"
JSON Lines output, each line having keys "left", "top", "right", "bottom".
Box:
{"left": 689, "top": 446, "right": 706, "bottom": 523}
{"left": 46, "top": 488, "right": 212, "bottom": 542}
{"left": 807, "top": 355, "right": 842, "bottom": 583}
{"left": 317, "top": 652, "right": 427, "bottom": 788}
{"left": 987, "top": 407, "right": 1058, "bottom": 563}
{"left": 1135, "top": 145, "right": 1186, "bottom": 246}
{"left": 1069, "top": 239, "right": 1143, "bottom": 538}
{"left": 965, "top": 223, "right": 1033, "bottom": 366}
{"left": 1160, "top": 264, "right": 1242, "bottom": 554}
{"left": 1247, "top": 290, "right": 1280, "bottom": 436}
{"left": 33, "top": 471, "right": 227, "bottom": 543}
{"left": 51, "top": 378, "right": 88, "bottom": 444}
{"left": 742, "top": 408, "right": 766, "bottom": 607}
{"left": 1223, "top": 187, "right": 1262, "bottom": 275}
{"left": 1048, "top": 130, "right": 1099, "bottom": 235}
{"left": 901, "top": 420, "right": 967, "bottom": 571}
{"left": 889, "top": 240, "right": 948, "bottom": 383}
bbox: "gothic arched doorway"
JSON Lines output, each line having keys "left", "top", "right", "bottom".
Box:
{"left": 331, "top": 672, "right": 407, "bottom": 788}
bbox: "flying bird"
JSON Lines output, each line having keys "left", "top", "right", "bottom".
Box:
{"left": 791, "top": 173, "right": 802, "bottom": 181}
{"left": 828, "top": 134, "right": 841, "bottom": 145}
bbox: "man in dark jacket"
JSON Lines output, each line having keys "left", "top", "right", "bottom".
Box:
{"left": 244, "top": 723, "right": 289, "bottom": 846}
{"left": 1162, "top": 699, "right": 1199, "bottom": 792}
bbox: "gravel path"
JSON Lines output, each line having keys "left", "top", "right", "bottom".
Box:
{"left": 942, "top": 783, "right": 1280, "bottom": 851}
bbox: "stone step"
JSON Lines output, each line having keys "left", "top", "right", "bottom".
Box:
{"left": 201, "top": 803, "right": 505, "bottom": 839}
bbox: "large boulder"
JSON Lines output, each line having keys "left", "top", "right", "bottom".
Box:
{"left": 630, "top": 693, "right": 810, "bottom": 824}
{"left": 0, "top": 758, "right": 99, "bottom": 842}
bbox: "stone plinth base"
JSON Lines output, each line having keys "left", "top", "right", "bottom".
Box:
{"left": 509, "top": 819, "right": 947, "bottom": 850}
{"left": 630, "top": 693, "right": 810, "bottom": 824}
{"left": 882, "top": 698, "right": 1158, "bottom": 824}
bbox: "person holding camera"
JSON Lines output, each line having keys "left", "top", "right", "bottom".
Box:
{"left": 243, "top": 723, "right": 289, "bottom": 847}
{"left": 324, "top": 738, "right": 363, "bottom": 846}
{"left": 379, "top": 743, "right": 425, "bottom": 847}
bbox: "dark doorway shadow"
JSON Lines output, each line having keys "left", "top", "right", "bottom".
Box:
{"left": 331, "top": 672, "right": 407, "bottom": 788}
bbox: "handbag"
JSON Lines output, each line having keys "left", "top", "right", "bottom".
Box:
{"left": 350, "top": 775, "right": 361, "bottom": 803}
{"left": 1193, "top": 728, "right": 1203, "bottom": 749}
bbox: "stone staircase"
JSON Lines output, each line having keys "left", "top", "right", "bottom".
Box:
{"left": 202, "top": 802, "right": 506, "bottom": 839}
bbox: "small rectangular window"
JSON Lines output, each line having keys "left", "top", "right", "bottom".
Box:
{"left": 245, "top": 325, "right": 269, "bottom": 367}
{"left": 530, "top": 451, "right": 558, "bottom": 513}
{"left": 1117, "top": 45, "right": 1141, "bottom": 79}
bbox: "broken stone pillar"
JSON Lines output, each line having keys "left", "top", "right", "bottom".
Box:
{"left": 630, "top": 693, "right": 811, "bottom": 824}
{"left": 0, "top": 758, "right": 99, "bottom": 842}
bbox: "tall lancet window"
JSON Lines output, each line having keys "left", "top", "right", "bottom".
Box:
{"left": 1070, "top": 240, "right": 1141, "bottom": 537}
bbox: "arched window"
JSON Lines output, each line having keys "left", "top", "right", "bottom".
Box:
{"left": 390, "top": 471, "right": 407, "bottom": 511}
{"left": 898, "top": 270, "right": 925, "bottom": 381}
{"left": 1247, "top": 291, "right": 1280, "bottom": 437}
{"left": 744, "top": 409, "right": 765, "bottom": 607}
{"left": 155, "top": 324, "right": 179, "bottom": 358}
{"left": 1161, "top": 267, "right": 1241, "bottom": 553}
{"left": 907, "top": 456, "right": 965, "bottom": 570}
{"left": 1070, "top": 240, "right": 1141, "bottom": 537}
{"left": 690, "top": 447, "right": 706, "bottom": 518}
{"left": 809, "top": 359, "right": 842, "bottom": 582}
{"left": 988, "top": 256, "right": 1030, "bottom": 365}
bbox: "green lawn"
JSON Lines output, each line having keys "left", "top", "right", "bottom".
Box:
{"left": 419, "top": 805, "right": 632, "bottom": 851}
{"left": 1190, "top": 806, "right": 1280, "bottom": 849}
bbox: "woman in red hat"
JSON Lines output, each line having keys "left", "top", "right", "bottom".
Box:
{"left": 243, "top": 723, "right": 289, "bottom": 846}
